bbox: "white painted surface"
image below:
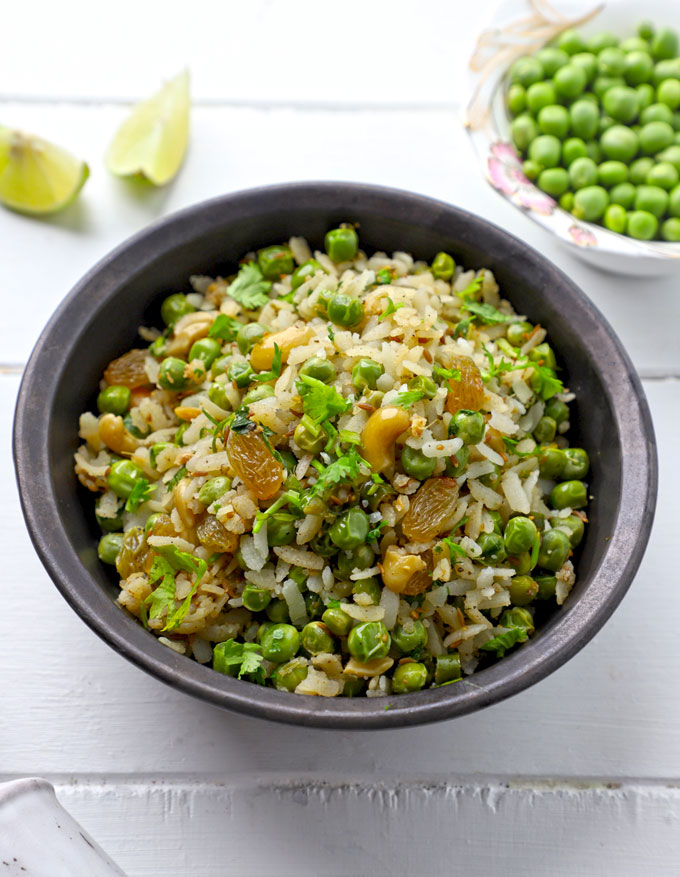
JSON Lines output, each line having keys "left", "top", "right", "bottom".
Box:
{"left": 2, "top": 1, "right": 679, "bottom": 873}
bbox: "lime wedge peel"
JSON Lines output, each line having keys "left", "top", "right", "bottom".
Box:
{"left": 106, "top": 70, "right": 190, "bottom": 186}
{"left": 0, "top": 127, "right": 89, "bottom": 215}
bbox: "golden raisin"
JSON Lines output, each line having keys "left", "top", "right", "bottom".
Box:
{"left": 103, "top": 349, "right": 151, "bottom": 389}
{"left": 226, "top": 428, "right": 284, "bottom": 501}
{"left": 445, "top": 356, "right": 484, "bottom": 414}
{"left": 401, "top": 477, "right": 460, "bottom": 542}
{"left": 196, "top": 515, "right": 239, "bottom": 554}
{"left": 115, "top": 527, "right": 152, "bottom": 578}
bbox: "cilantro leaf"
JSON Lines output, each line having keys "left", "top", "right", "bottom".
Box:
{"left": 296, "top": 374, "right": 351, "bottom": 423}
{"left": 166, "top": 465, "right": 187, "bottom": 491}
{"left": 433, "top": 364, "right": 461, "bottom": 382}
{"left": 480, "top": 626, "right": 528, "bottom": 658}
{"left": 209, "top": 313, "right": 240, "bottom": 341}
{"left": 144, "top": 555, "right": 177, "bottom": 623}
{"left": 143, "top": 544, "right": 208, "bottom": 632}
{"left": 213, "top": 639, "right": 266, "bottom": 684}
{"left": 502, "top": 437, "right": 537, "bottom": 458}
{"left": 253, "top": 343, "right": 282, "bottom": 383}
{"left": 378, "top": 297, "right": 404, "bottom": 322}
{"left": 455, "top": 273, "right": 484, "bottom": 301}
{"left": 327, "top": 326, "right": 335, "bottom": 342}
{"left": 392, "top": 389, "right": 426, "bottom": 409}
{"left": 307, "top": 448, "right": 367, "bottom": 498}
{"left": 367, "top": 519, "right": 387, "bottom": 542}
{"left": 532, "top": 364, "right": 564, "bottom": 400}
{"left": 461, "top": 301, "right": 511, "bottom": 325}
{"left": 453, "top": 318, "right": 472, "bottom": 339}
{"left": 441, "top": 536, "right": 467, "bottom": 559}
{"left": 125, "top": 477, "right": 155, "bottom": 512}
{"left": 376, "top": 267, "right": 394, "bottom": 285}
{"left": 229, "top": 407, "right": 254, "bottom": 434}
{"left": 225, "top": 262, "right": 272, "bottom": 310}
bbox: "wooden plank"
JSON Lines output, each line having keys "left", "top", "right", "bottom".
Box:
{"left": 2, "top": 374, "right": 677, "bottom": 779}
{"left": 22, "top": 779, "right": 678, "bottom": 876}
{"left": 1, "top": 101, "right": 678, "bottom": 375}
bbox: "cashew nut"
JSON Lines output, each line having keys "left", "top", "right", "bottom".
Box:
{"left": 361, "top": 406, "right": 410, "bottom": 473}
{"left": 250, "top": 324, "right": 314, "bottom": 372}
{"left": 380, "top": 544, "right": 427, "bottom": 594}
{"left": 98, "top": 413, "right": 140, "bottom": 455}
{"left": 343, "top": 656, "right": 395, "bottom": 678}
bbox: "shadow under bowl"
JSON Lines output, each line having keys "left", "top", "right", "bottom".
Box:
{"left": 13, "top": 182, "right": 658, "bottom": 729}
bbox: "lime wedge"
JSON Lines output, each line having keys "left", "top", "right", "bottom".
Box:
{"left": 0, "top": 127, "right": 89, "bottom": 215}
{"left": 106, "top": 70, "right": 190, "bottom": 186}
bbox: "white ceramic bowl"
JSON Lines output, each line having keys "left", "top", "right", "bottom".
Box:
{"left": 0, "top": 778, "right": 126, "bottom": 876}
{"left": 465, "top": 0, "right": 680, "bottom": 275}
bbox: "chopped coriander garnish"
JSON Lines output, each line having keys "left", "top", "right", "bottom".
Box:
{"left": 143, "top": 544, "right": 208, "bottom": 632}
{"left": 225, "top": 262, "right": 272, "bottom": 310}
{"left": 306, "top": 448, "right": 367, "bottom": 498}
{"left": 461, "top": 301, "right": 511, "bottom": 325}
{"left": 441, "top": 536, "right": 467, "bottom": 559}
{"left": 296, "top": 374, "right": 352, "bottom": 423}
{"left": 392, "top": 389, "right": 426, "bottom": 409}
{"left": 124, "top": 477, "right": 155, "bottom": 512}
{"left": 366, "top": 519, "right": 387, "bottom": 542}
{"left": 480, "top": 627, "right": 528, "bottom": 658}
{"left": 455, "top": 272, "right": 484, "bottom": 301}
{"left": 433, "top": 364, "right": 461, "bottom": 382}
{"left": 253, "top": 343, "right": 283, "bottom": 383}
{"left": 378, "top": 297, "right": 404, "bottom": 322}
{"left": 376, "top": 267, "right": 394, "bottom": 285}
{"left": 208, "top": 313, "right": 240, "bottom": 341}
{"left": 166, "top": 466, "right": 187, "bottom": 491}
{"left": 213, "top": 639, "right": 266, "bottom": 684}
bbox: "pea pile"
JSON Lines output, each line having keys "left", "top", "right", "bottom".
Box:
{"left": 75, "top": 226, "right": 589, "bottom": 698}
{"left": 508, "top": 21, "right": 680, "bottom": 241}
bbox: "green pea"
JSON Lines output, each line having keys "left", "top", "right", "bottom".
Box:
{"left": 538, "top": 167, "right": 569, "bottom": 197}
{"left": 400, "top": 445, "right": 435, "bottom": 481}
{"left": 621, "top": 36, "right": 650, "bottom": 53}
{"left": 638, "top": 20, "right": 655, "bottom": 41}
{"left": 227, "top": 361, "right": 254, "bottom": 388}
{"left": 352, "top": 577, "right": 382, "bottom": 606}
{"left": 207, "top": 382, "right": 229, "bottom": 410}
{"left": 161, "top": 293, "right": 195, "bottom": 327}
{"left": 509, "top": 574, "right": 539, "bottom": 606}
{"left": 640, "top": 120, "right": 675, "bottom": 154}
{"left": 98, "top": 532, "right": 123, "bottom": 565}
{"left": 237, "top": 323, "right": 268, "bottom": 355}
{"left": 598, "top": 47, "right": 626, "bottom": 77}
{"left": 242, "top": 584, "right": 272, "bottom": 612}
{"left": 544, "top": 398, "right": 569, "bottom": 425}
{"left": 538, "top": 446, "right": 566, "bottom": 479}
{"left": 265, "top": 600, "right": 290, "bottom": 623}
{"left": 189, "top": 337, "right": 221, "bottom": 368}
{"left": 487, "top": 510, "right": 504, "bottom": 535}
{"left": 569, "top": 156, "right": 598, "bottom": 190}
{"left": 528, "top": 83, "right": 558, "bottom": 115}
{"left": 550, "top": 479, "right": 588, "bottom": 510}
{"left": 601, "top": 125, "right": 639, "bottom": 161}
{"left": 536, "top": 47, "right": 569, "bottom": 77}
{"left": 300, "top": 621, "right": 334, "bottom": 656}
{"left": 669, "top": 184, "right": 680, "bottom": 217}
{"left": 107, "top": 459, "right": 144, "bottom": 499}
{"left": 327, "top": 293, "right": 364, "bottom": 328}
{"left": 477, "top": 531, "right": 507, "bottom": 565}
{"left": 293, "top": 420, "right": 326, "bottom": 454}
{"left": 609, "top": 182, "right": 636, "bottom": 208}
{"left": 528, "top": 134, "right": 561, "bottom": 169}
{"left": 211, "top": 354, "right": 231, "bottom": 379}
{"left": 329, "top": 507, "right": 369, "bottom": 550}
{"left": 337, "top": 543, "right": 374, "bottom": 575}
{"left": 588, "top": 31, "right": 619, "bottom": 53}
{"left": 534, "top": 414, "right": 557, "bottom": 443}
{"left": 635, "top": 184, "right": 669, "bottom": 218}
{"left": 347, "top": 621, "right": 390, "bottom": 662}
{"left": 507, "top": 84, "right": 527, "bottom": 116}
{"left": 256, "top": 621, "right": 274, "bottom": 642}
{"left": 535, "top": 574, "right": 557, "bottom": 600}
{"left": 522, "top": 160, "right": 541, "bottom": 181}
{"left": 598, "top": 160, "right": 629, "bottom": 188}
{"left": 623, "top": 51, "right": 654, "bottom": 86}
{"left": 391, "top": 620, "right": 427, "bottom": 655}
{"left": 272, "top": 658, "right": 308, "bottom": 692}
{"left": 158, "top": 356, "right": 188, "bottom": 391}
{"left": 568, "top": 51, "right": 596, "bottom": 82}
{"left": 658, "top": 78, "right": 680, "bottom": 110}
{"left": 555, "top": 514, "right": 585, "bottom": 548}
{"left": 657, "top": 145, "right": 680, "bottom": 172}
{"left": 506, "top": 320, "right": 533, "bottom": 347}
{"left": 554, "top": 63, "right": 587, "bottom": 98}
{"left": 299, "top": 356, "right": 337, "bottom": 384}
{"left": 627, "top": 209, "right": 659, "bottom": 239}
{"left": 585, "top": 140, "right": 602, "bottom": 163}
{"left": 652, "top": 27, "right": 679, "bottom": 61}
{"left": 198, "top": 476, "right": 231, "bottom": 507}
{"left": 511, "top": 115, "right": 539, "bottom": 152}
{"left": 630, "top": 156, "right": 655, "bottom": 184}
{"left": 572, "top": 185, "right": 609, "bottom": 221}
{"left": 558, "top": 29, "right": 587, "bottom": 56}
{"left": 148, "top": 335, "right": 167, "bottom": 359}
{"left": 95, "top": 495, "right": 124, "bottom": 532}
{"left": 504, "top": 516, "right": 538, "bottom": 555}
{"left": 257, "top": 245, "right": 294, "bottom": 280}
{"left": 288, "top": 567, "right": 308, "bottom": 588}
{"left": 243, "top": 384, "right": 275, "bottom": 405}
{"left": 603, "top": 203, "right": 627, "bottom": 233}
{"left": 559, "top": 192, "right": 575, "bottom": 211}
{"left": 97, "top": 385, "right": 131, "bottom": 415}
{"left": 647, "top": 161, "right": 679, "bottom": 189}
{"left": 569, "top": 100, "right": 599, "bottom": 140}
{"left": 637, "top": 83, "right": 656, "bottom": 110}
{"left": 508, "top": 551, "right": 532, "bottom": 576}
{"left": 392, "top": 662, "right": 428, "bottom": 693}
{"left": 325, "top": 226, "right": 359, "bottom": 262}
{"left": 322, "top": 607, "right": 353, "bottom": 637}
{"left": 603, "top": 86, "right": 640, "bottom": 124}
{"left": 641, "top": 102, "right": 675, "bottom": 125}
{"left": 291, "top": 259, "right": 324, "bottom": 290}
{"left": 661, "top": 217, "right": 680, "bottom": 240}
{"left": 511, "top": 56, "right": 545, "bottom": 87}
{"left": 598, "top": 114, "right": 617, "bottom": 135}
{"left": 351, "top": 358, "right": 384, "bottom": 392}
{"left": 537, "top": 529, "right": 571, "bottom": 572}
{"left": 449, "top": 409, "right": 485, "bottom": 445}
{"left": 445, "top": 444, "right": 470, "bottom": 478}
{"left": 654, "top": 58, "right": 680, "bottom": 86}
{"left": 260, "top": 623, "right": 300, "bottom": 663}
{"left": 561, "top": 448, "right": 590, "bottom": 480}
{"left": 267, "top": 513, "right": 297, "bottom": 547}
{"left": 562, "top": 137, "right": 588, "bottom": 166}
{"left": 431, "top": 251, "right": 456, "bottom": 280}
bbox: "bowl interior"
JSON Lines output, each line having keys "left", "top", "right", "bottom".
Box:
{"left": 15, "top": 183, "right": 656, "bottom": 728}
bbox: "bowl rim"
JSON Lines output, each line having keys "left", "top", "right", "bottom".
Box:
{"left": 13, "top": 181, "right": 658, "bottom": 729}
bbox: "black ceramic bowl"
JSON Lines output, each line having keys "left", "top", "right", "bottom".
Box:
{"left": 14, "top": 182, "right": 657, "bottom": 729}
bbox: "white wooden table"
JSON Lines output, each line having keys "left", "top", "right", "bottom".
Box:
{"left": 2, "top": 2, "right": 679, "bottom": 873}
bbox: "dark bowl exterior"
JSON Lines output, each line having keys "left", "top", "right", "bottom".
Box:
{"left": 13, "top": 182, "right": 657, "bottom": 729}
